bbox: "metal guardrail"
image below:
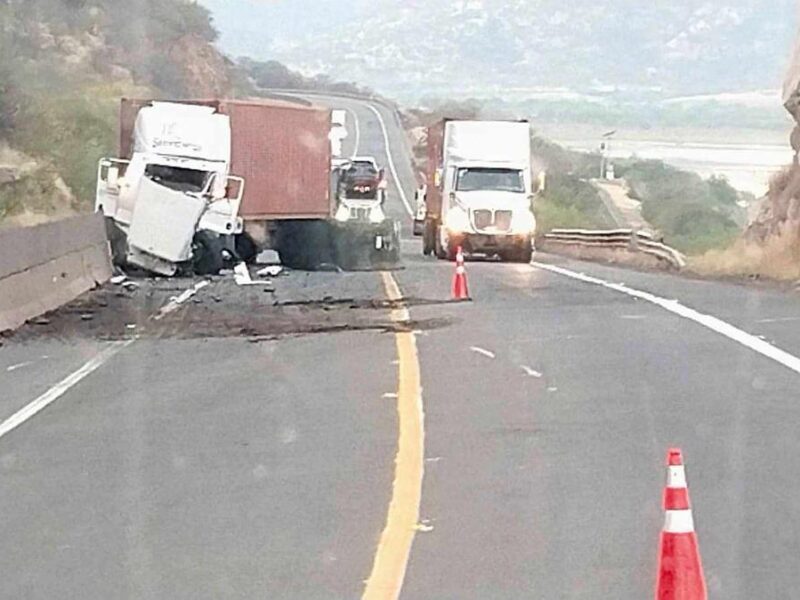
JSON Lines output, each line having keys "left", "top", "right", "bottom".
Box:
{"left": 543, "top": 228, "right": 687, "bottom": 269}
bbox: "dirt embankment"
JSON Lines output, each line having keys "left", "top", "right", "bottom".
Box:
{"left": 691, "top": 36, "right": 800, "bottom": 282}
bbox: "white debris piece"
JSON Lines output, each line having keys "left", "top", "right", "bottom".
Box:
{"left": 234, "top": 262, "right": 272, "bottom": 286}
{"left": 110, "top": 275, "right": 127, "bottom": 285}
{"left": 257, "top": 265, "right": 283, "bottom": 278}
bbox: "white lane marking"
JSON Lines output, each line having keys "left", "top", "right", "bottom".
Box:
{"left": 757, "top": 317, "right": 800, "bottom": 324}
{"left": 7, "top": 361, "right": 34, "bottom": 372}
{"left": 533, "top": 262, "right": 800, "bottom": 376}
{"left": 470, "top": 346, "right": 496, "bottom": 359}
{"left": 365, "top": 103, "right": 414, "bottom": 217}
{"left": 620, "top": 315, "right": 647, "bottom": 320}
{"left": 349, "top": 108, "right": 361, "bottom": 158}
{"left": 521, "top": 366, "right": 543, "bottom": 378}
{"left": 153, "top": 280, "right": 210, "bottom": 321}
{"left": 0, "top": 340, "right": 134, "bottom": 441}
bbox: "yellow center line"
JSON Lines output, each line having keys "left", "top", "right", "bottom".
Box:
{"left": 362, "top": 272, "right": 425, "bottom": 600}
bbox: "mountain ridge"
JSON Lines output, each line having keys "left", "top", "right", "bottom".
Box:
{"left": 203, "top": 0, "right": 797, "bottom": 100}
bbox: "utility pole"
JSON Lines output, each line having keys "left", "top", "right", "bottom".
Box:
{"left": 600, "top": 130, "right": 616, "bottom": 179}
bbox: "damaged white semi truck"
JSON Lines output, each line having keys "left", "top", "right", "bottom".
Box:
{"left": 96, "top": 98, "right": 399, "bottom": 275}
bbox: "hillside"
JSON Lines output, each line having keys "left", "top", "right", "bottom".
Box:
{"left": 0, "top": 0, "right": 237, "bottom": 226}
{"left": 204, "top": 0, "right": 796, "bottom": 100}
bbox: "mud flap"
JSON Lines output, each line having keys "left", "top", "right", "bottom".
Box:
{"left": 274, "top": 220, "right": 336, "bottom": 270}
{"left": 275, "top": 219, "right": 401, "bottom": 271}
{"left": 332, "top": 220, "right": 401, "bottom": 271}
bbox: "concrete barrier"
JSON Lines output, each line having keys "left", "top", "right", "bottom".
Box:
{"left": 0, "top": 214, "right": 113, "bottom": 332}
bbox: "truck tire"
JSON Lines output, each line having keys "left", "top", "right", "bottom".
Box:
{"left": 192, "top": 231, "right": 225, "bottom": 275}
{"left": 234, "top": 232, "right": 258, "bottom": 264}
{"left": 422, "top": 220, "right": 436, "bottom": 256}
{"left": 506, "top": 238, "right": 533, "bottom": 263}
{"left": 104, "top": 216, "right": 128, "bottom": 267}
{"left": 434, "top": 226, "right": 447, "bottom": 260}
{"left": 275, "top": 220, "right": 335, "bottom": 270}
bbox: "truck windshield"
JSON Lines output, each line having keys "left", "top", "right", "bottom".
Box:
{"left": 456, "top": 168, "right": 524, "bottom": 193}
{"left": 347, "top": 163, "right": 378, "bottom": 179}
{"left": 145, "top": 164, "right": 210, "bottom": 194}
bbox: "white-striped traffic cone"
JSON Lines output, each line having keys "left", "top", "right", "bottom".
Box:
{"left": 451, "top": 246, "right": 470, "bottom": 300}
{"left": 656, "top": 448, "right": 707, "bottom": 600}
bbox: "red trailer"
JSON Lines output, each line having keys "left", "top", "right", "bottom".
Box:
{"left": 109, "top": 97, "right": 397, "bottom": 271}
{"left": 119, "top": 98, "right": 332, "bottom": 221}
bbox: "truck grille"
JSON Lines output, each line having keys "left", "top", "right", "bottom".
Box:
{"left": 473, "top": 210, "right": 492, "bottom": 230}
{"left": 350, "top": 207, "right": 371, "bottom": 221}
{"left": 471, "top": 209, "right": 512, "bottom": 233}
{"left": 495, "top": 210, "right": 512, "bottom": 231}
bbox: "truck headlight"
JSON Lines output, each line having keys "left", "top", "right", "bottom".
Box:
{"left": 513, "top": 210, "right": 537, "bottom": 233}
{"left": 335, "top": 205, "right": 350, "bottom": 222}
{"left": 369, "top": 206, "right": 385, "bottom": 223}
{"left": 445, "top": 206, "right": 470, "bottom": 233}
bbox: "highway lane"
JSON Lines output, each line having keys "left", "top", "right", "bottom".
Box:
{"left": 331, "top": 95, "right": 800, "bottom": 598}
{"left": 3, "top": 92, "right": 800, "bottom": 600}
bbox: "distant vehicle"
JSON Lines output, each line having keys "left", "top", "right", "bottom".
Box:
{"left": 334, "top": 156, "right": 387, "bottom": 223}
{"left": 331, "top": 155, "right": 399, "bottom": 267}
{"left": 421, "top": 119, "right": 536, "bottom": 262}
{"left": 413, "top": 184, "right": 427, "bottom": 236}
{"left": 338, "top": 157, "right": 384, "bottom": 201}
{"left": 329, "top": 109, "right": 348, "bottom": 158}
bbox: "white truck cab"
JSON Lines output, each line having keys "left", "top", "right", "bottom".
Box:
{"left": 96, "top": 102, "right": 244, "bottom": 275}
{"left": 428, "top": 120, "right": 536, "bottom": 262}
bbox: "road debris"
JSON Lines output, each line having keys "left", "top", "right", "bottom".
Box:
{"left": 257, "top": 265, "right": 284, "bottom": 277}
{"left": 234, "top": 263, "right": 273, "bottom": 286}
{"left": 520, "top": 365, "right": 543, "bottom": 378}
{"left": 154, "top": 280, "right": 211, "bottom": 320}
{"left": 110, "top": 275, "right": 127, "bottom": 285}
{"left": 470, "top": 346, "right": 496, "bottom": 359}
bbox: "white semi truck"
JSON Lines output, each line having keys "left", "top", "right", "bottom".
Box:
{"left": 420, "top": 119, "right": 536, "bottom": 262}
{"left": 96, "top": 101, "right": 244, "bottom": 276}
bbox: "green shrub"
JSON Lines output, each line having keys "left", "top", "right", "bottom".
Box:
{"left": 616, "top": 159, "right": 743, "bottom": 254}
{"left": 535, "top": 173, "right": 616, "bottom": 232}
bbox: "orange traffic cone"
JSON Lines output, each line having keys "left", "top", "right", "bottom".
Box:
{"left": 451, "top": 246, "right": 470, "bottom": 301}
{"left": 656, "top": 448, "right": 707, "bottom": 600}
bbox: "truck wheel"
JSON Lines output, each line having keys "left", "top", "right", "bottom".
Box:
{"left": 192, "top": 231, "right": 224, "bottom": 275}
{"left": 434, "top": 226, "right": 447, "bottom": 260}
{"left": 235, "top": 232, "right": 258, "bottom": 264}
{"left": 510, "top": 238, "right": 533, "bottom": 263}
{"left": 422, "top": 220, "right": 435, "bottom": 256}
{"left": 445, "top": 239, "right": 458, "bottom": 261}
{"left": 104, "top": 217, "right": 128, "bottom": 267}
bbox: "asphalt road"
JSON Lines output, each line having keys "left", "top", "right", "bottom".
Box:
{"left": 3, "top": 94, "right": 800, "bottom": 599}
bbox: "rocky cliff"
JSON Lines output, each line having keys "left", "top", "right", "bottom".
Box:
{"left": 0, "top": 0, "right": 236, "bottom": 226}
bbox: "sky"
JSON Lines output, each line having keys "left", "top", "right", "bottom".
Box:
{"left": 200, "top": 0, "right": 358, "bottom": 59}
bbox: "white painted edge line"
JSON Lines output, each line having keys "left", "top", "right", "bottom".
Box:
{"left": 349, "top": 108, "right": 361, "bottom": 159}
{"left": 0, "top": 340, "right": 134, "bottom": 441}
{"left": 365, "top": 103, "right": 414, "bottom": 217}
{"left": 153, "top": 280, "right": 210, "bottom": 321}
{"left": 470, "top": 346, "right": 496, "bottom": 359}
{"left": 533, "top": 261, "right": 800, "bottom": 375}
{"left": 7, "top": 361, "right": 34, "bottom": 372}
